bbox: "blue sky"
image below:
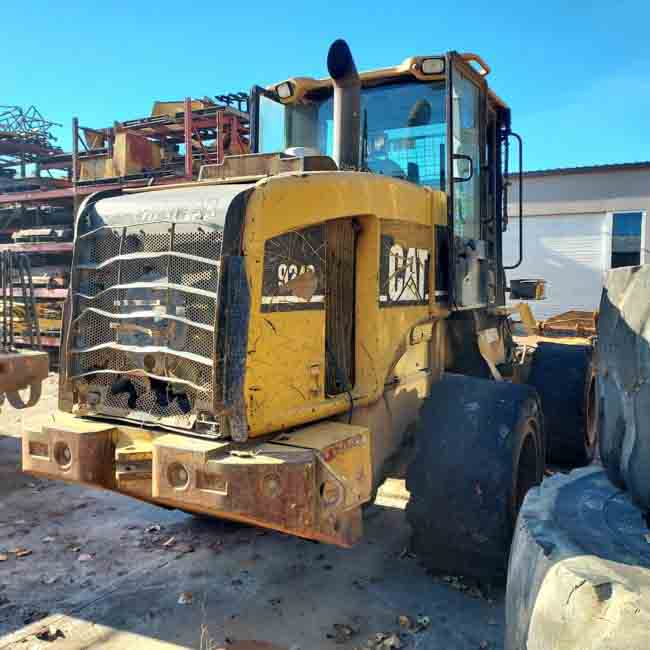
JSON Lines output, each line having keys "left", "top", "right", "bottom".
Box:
{"left": 3, "top": 0, "right": 649, "bottom": 171}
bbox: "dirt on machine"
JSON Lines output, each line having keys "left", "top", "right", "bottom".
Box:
{"left": 21, "top": 40, "right": 595, "bottom": 579}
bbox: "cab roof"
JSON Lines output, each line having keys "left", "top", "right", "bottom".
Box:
{"left": 268, "top": 52, "right": 508, "bottom": 110}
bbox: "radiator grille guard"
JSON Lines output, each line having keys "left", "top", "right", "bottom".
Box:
{"left": 64, "top": 185, "right": 253, "bottom": 436}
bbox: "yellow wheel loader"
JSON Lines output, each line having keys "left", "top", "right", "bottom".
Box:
{"left": 22, "top": 40, "right": 591, "bottom": 578}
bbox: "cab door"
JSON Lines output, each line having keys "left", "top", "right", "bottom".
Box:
{"left": 446, "top": 53, "right": 489, "bottom": 309}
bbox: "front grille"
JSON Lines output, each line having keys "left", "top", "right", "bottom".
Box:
{"left": 68, "top": 220, "right": 223, "bottom": 430}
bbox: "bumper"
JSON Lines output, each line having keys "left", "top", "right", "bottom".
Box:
{"left": 22, "top": 411, "right": 372, "bottom": 547}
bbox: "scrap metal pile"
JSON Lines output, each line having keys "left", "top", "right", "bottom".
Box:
{"left": 0, "top": 105, "right": 62, "bottom": 182}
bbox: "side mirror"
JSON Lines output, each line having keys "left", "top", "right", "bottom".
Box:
{"left": 509, "top": 278, "right": 546, "bottom": 301}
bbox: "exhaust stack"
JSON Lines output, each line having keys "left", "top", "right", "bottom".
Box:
{"left": 327, "top": 39, "right": 361, "bottom": 170}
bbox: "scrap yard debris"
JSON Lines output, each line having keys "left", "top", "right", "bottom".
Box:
{"left": 325, "top": 613, "right": 433, "bottom": 649}
{"left": 397, "top": 615, "right": 431, "bottom": 633}
{"left": 440, "top": 575, "right": 488, "bottom": 599}
{"left": 178, "top": 591, "right": 193, "bottom": 605}
{"left": 327, "top": 623, "right": 360, "bottom": 644}
{"left": 356, "top": 632, "right": 403, "bottom": 649}
{"left": 35, "top": 625, "right": 65, "bottom": 642}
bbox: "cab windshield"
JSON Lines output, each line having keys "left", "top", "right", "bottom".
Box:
{"left": 259, "top": 81, "right": 446, "bottom": 189}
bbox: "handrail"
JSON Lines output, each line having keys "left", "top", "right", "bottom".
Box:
{"left": 504, "top": 132, "right": 523, "bottom": 270}
{"left": 460, "top": 53, "right": 491, "bottom": 76}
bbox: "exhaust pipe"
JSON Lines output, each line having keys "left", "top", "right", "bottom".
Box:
{"left": 327, "top": 39, "right": 361, "bottom": 170}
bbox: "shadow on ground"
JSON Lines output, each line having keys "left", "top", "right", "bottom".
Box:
{"left": 1, "top": 428, "right": 504, "bottom": 650}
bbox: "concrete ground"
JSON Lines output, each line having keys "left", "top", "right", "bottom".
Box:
{"left": 0, "top": 377, "right": 504, "bottom": 650}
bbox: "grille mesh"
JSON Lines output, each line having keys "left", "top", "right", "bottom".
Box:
{"left": 69, "top": 221, "right": 222, "bottom": 429}
{"left": 77, "top": 373, "right": 207, "bottom": 428}
{"left": 76, "top": 289, "right": 216, "bottom": 326}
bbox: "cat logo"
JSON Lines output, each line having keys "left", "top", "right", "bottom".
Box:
{"left": 379, "top": 230, "right": 431, "bottom": 307}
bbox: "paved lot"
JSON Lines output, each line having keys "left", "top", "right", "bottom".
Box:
{"left": 0, "top": 377, "right": 504, "bottom": 650}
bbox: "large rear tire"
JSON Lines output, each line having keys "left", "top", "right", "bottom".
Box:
{"left": 527, "top": 342, "right": 597, "bottom": 467}
{"left": 406, "top": 374, "right": 544, "bottom": 581}
{"left": 598, "top": 264, "right": 650, "bottom": 510}
{"left": 506, "top": 467, "right": 650, "bottom": 650}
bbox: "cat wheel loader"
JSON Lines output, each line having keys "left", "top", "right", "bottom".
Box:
{"left": 22, "top": 40, "right": 590, "bottom": 579}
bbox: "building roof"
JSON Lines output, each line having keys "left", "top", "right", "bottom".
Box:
{"left": 522, "top": 161, "right": 650, "bottom": 178}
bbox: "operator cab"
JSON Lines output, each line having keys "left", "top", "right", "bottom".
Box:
{"left": 250, "top": 45, "right": 519, "bottom": 309}
{"left": 258, "top": 60, "right": 450, "bottom": 187}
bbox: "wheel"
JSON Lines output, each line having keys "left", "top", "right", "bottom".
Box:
{"left": 598, "top": 264, "right": 650, "bottom": 510}
{"left": 527, "top": 342, "right": 597, "bottom": 467}
{"left": 505, "top": 467, "right": 650, "bottom": 650}
{"left": 406, "top": 374, "right": 544, "bottom": 581}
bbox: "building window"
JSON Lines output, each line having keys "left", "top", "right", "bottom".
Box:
{"left": 611, "top": 211, "right": 642, "bottom": 268}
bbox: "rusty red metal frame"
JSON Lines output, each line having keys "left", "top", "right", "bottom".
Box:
{"left": 0, "top": 105, "right": 63, "bottom": 177}
{"left": 12, "top": 335, "right": 60, "bottom": 348}
{"left": 216, "top": 109, "right": 224, "bottom": 165}
{"left": 1, "top": 95, "right": 250, "bottom": 207}
{"left": 0, "top": 242, "right": 72, "bottom": 253}
{"left": 8, "top": 288, "right": 67, "bottom": 299}
{"left": 71, "top": 116, "right": 79, "bottom": 184}
{"left": 184, "top": 97, "right": 193, "bottom": 180}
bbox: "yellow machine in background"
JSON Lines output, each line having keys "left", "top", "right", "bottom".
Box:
{"left": 22, "top": 40, "right": 594, "bottom": 579}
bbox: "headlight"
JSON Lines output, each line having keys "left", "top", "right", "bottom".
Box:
{"left": 420, "top": 58, "right": 445, "bottom": 75}
{"left": 276, "top": 82, "right": 294, "bottom": 99}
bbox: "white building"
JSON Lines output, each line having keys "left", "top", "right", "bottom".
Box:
{"left": 503, "top": 161, "right": 650, "bottom": 320}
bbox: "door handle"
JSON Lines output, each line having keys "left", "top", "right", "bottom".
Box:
{"left": 452, "top": 154, "right": 474, "bottom": 183}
